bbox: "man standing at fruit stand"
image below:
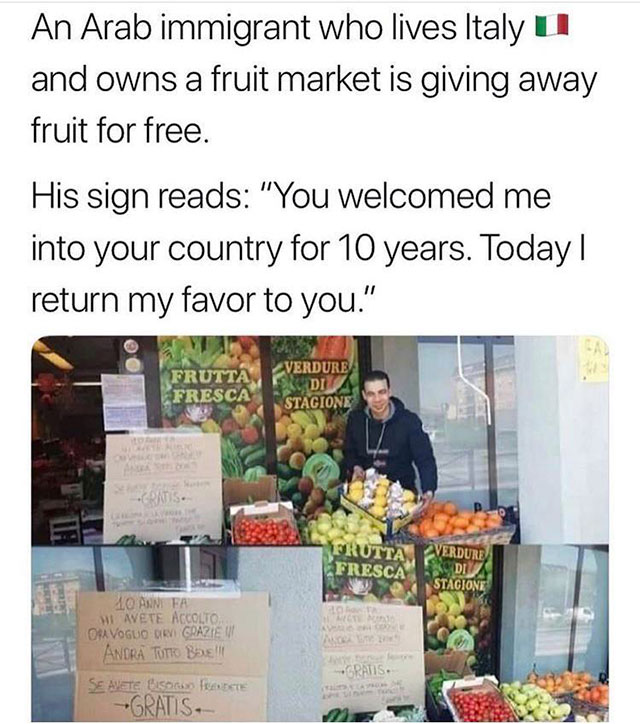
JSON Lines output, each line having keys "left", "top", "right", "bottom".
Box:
{"left": 344, "top": 370, "right": 437, "bottom": 495}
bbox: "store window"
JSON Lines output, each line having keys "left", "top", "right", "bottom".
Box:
{"left": 572, "top": 548, "right": 609, "bottom": 674}
{"left": 31, "top": 548, "right": 158, "bottom": 721}
{"left": 417, "top": 337, "right": 518, "bottom": 509}
{"left": 534, "top": 546, "right": 580, "bottom": 672}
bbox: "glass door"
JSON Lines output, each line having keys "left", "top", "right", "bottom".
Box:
{"left": 417, "top": 337, "right": 518, "bottom": 510}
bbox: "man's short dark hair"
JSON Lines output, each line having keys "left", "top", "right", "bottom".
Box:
{"left": 363, "top": 370, "right": 390, "bottom": 388}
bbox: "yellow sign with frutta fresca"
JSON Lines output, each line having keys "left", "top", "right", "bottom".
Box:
{"left": 578, "top": 336, "right": 609, "bottom": 383}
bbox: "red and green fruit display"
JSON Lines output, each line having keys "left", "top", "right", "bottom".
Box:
{"left": 158, "top": 336, "right": 266, "bottom": 479}
{"left": 233, "top": 517, "right": 300, "bottom": 545}
{"left": 449, "top": 689, "right": 516, "bottom": 722}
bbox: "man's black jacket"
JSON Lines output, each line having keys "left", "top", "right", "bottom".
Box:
{"left": 343, "top": 397, "right": 437, "bottom": 493}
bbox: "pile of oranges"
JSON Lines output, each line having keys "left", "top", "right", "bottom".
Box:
{"left": 407, "top": 500, "right": 503, "bottom": 539}
{"left": 575, "top": 684, "right": 609, "bottom": 708}
{"left": 527, "top": 670, "right": 608, "bottom": 705}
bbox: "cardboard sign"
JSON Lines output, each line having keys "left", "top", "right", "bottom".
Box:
{"left": 103, "top": 433, "right": 223, "bottom": 543}
{"left": 74, "top": 671, "right": 267, "bottom": 722}
{"left": 75, "top": 592, "right": 269, "bottom": 722}
{"left": 322, "top": 602, "right": 424, "bottom": 714}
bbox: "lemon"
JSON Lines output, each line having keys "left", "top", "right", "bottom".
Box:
{"left": 370, "top": 505, "right": 386, "bottom": 519}
{"left": 350, "top": 480, "right": 364, "bottom": 491}
{"left": 348, "top": 490, "right": 364, "bottom": 503}
{"left": 402, "top": 490, "right": 416, "bottom": 502}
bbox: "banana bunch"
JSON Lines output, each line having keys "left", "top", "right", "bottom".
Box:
{"left": 439, "top": 590, "right": 466, "bottom": 610}
{"left": 290, "top": 409, "right": 326, "bottom": 434}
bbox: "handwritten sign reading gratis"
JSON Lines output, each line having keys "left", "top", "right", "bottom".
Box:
{"left": 103, "top": 433, "right": 223, "bottom": 543}
{"left": 322, "top": 602, "right": 425, "bottom": 714}
{"left": 74, "top": 591, "right": 269, "bottom": 722}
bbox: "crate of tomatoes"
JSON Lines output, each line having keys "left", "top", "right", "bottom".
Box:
{"left": 402, "top": 500, "right": 516, "bottom": 545}
{"left": 231, "top": 502, "right": 301, "bottom": 545}
{"left": 443, "top": 676, "right": 518, "bottom": 722}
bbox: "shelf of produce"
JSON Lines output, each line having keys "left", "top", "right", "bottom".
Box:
{"left": 395, "top": 524, "right": 516, "bottom": 546}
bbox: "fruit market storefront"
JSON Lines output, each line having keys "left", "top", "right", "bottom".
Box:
{"left": 31, "top": 335, "right": 367, "bottom": 544}
{"left": 320, "top": 542, "right": 609, "bottom": 723}
{"left": 32, "top": 335, "right": 522, "bottom": 545}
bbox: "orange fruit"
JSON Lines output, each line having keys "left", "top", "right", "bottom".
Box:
{"left": 430, "top": 501, "right": 444, "bottom": 513}
{"left": 434, "top": 518, "right": 447, "bottom": 534}
{"left": 486, "top": 517, "right": 502, "bottom": 529}
{"left": 443, "top": 502, "right": 458, "bottom": 516}
{"left": 452, "top": 516, "right": 469, "bottom": 529}
{"left": 408, "top": 524, "right": 420, "bottom": 536}
{"left": 466, "top": 525, "right": 480, "bottom": 534}
{"left": 459, "top": 510, "right": 474, "bottom": 520}
{"left": 452, "top": 527, "right": 467, "bottom": 536}
{"left": 444, "top": 524, "right": 455, "bottom": 535}
{"left": 425, "top": 527, "right": 440, "bottom": 539}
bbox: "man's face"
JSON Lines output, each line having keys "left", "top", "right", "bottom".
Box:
{"left": 363, "top": 379, "right": 391, "bottom": 420}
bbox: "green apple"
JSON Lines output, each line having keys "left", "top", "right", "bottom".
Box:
{"left": 511, "top": 680, "right": 522, "bottom": 690}
{"left": 516, "top": 705, "right": 528, "bottom": 718}
{"left": 515, "top": 693, "right": 528, "bottom": 706}
{"left": 342, "top": 533, "right": 355, "bottom": 543}
{"left": 355, "top": 535, "right": 369, "bottom": 546}
{"left": 527, "top": 699, "right": 539, "bottom": 712}
{"left": 317, "top": 521, "right": 332, "bottom": 535}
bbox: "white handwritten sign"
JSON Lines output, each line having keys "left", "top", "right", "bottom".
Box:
{"left": 103, "top": 433, "right": 222, "bottom": 543}
{"left": 322, "top": 603, "right": 424, "bottom": 714}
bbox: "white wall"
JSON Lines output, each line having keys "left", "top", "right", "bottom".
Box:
{"left": 370, "top": 336, "right": 420, "bottom": 408}
{"left": 226, "top": 547, "right": 323, "bottom": 722}
{"left": 514, "top": 337, "right": 608, "bottom": 544}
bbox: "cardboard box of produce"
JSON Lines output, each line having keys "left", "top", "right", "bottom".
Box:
{"left": 230, "top": 501, "right": 299, "bottom": 544}
{"left": 442, "top": 676, "right": 519, "bottom": 722}
{"left": 340, "top": 484, "right": 428, "bottom": 537}
{"left": 223, "top": 475, "right": 278, "bottom": 508}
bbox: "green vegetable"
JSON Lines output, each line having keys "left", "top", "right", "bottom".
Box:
{"left": 243, "top": 447, "right": 267, "bottom": 468}
{"left": 240, "top": 442, "right": 267, "bottom": 461}
{"left": 244, "top": 465, "right": 267, "bottom": 482}
{"left": 291, "top": 492, "right": 304, "bottom": 508}
{"left": 249, "top": 414, "right": 263, "bottom": 431}
{"left": 220, "top": 437, "right": 243, "bottom": 478}
{"left": 229, "top": 430, "right": 243, "bottom": 447}
{"left": 427, "top": 635, "right": 440, "bottom": 650}
{"left": 302, "top": 453, "right": 341, "bottom": 489}
{"left": 280, "top": 478, "right": 300, "bottom": 498}
{"left": 324, "top": 709, "right": 341, "bottom": 723}
{"left": 447, "top": 629, "right": 475, "bottom": 651}
{"left": 277, "top": 462, "right": 296, "bottom": 480}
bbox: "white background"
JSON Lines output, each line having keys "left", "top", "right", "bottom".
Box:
{"left": 0, "top": 0, "right": 636, "bottom": 720}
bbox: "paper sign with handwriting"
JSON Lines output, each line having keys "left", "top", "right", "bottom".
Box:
{"left": 103, "top": 433, "right": 222, "bottom": 543}
{"left": 75, "top": 591, "right": 269, "bottom": 722}
{"left": 322, "top": 602, "right": 424, "bottom": 713}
